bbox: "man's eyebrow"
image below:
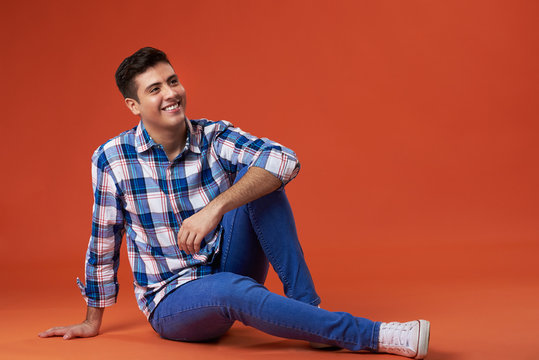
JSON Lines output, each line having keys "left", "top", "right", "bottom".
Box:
{"left": 144, "top": 75, "right": 178, "bottom": 93}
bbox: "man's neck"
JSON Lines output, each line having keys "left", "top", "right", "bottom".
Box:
{"left": 144, "top": 120, "right": 187, "bottom": 162}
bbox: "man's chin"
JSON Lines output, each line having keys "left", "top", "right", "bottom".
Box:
{"left": 142, "top": 115, "right": 186, "bottom": 131}
{"left": 160, "top": 110, "right": 185, "bottom": 121}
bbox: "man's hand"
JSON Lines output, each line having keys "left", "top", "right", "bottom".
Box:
{"left": 177, "top": 205, "right": 222, "bottom": 254}
{"left": 38, "top": 306, "right": 104, "bottom": 340}
{"left": 38, "top": 321, "right": 100, "bottom": 340}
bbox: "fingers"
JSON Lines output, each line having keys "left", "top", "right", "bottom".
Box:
{"left": 177, "top": 211, "right": 218, "bottom": 254}
{"left": 186, "top": 232, "right": 198, "bottom": 254}
{"left": 178, "top": 224, "right": 202, "bottom": 255}
{"left": 39, "top": 323, "right": 97, "bottom": 340}
{"left": 193, "top": 234, "right": 201, "bottom": 253}
{"left": 63, "top": 329, "right": 75, "bottom": 340}
{"left": 38, "top": 326, "right": 68, "bottom": 338}
{"left": 178, "top": 230, "right": 197, "bottom": 254}
{"left": 177, "top": 227, "right": 188, "bottom": 254}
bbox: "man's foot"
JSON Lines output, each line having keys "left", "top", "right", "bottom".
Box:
{"left": 378, "top": 320, "right": 430, "bottom": 359}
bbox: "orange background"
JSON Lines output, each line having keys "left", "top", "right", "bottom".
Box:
{"left": 1, "top": 1, "right": 538, "bottom": 359}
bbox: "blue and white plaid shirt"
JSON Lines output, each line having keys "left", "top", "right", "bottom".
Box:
{"left": 77, "top": 118, "right": 300, "bottom": 318}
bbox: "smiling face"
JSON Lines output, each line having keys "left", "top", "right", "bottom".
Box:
{"left": 124, "top": 61, "right": 187, "bottom": 135}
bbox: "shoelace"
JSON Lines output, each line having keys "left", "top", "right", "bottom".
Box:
{"left": 379, "top": 322, "right": 414, "bottom": 348}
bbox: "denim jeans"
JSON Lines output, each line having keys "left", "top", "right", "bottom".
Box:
{"left": 149, "top": 168, "right": 381, "bottom": 351}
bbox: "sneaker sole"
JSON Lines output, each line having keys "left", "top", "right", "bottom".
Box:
{"left": 415, "top": 319, "right": 430, "bottom": 359}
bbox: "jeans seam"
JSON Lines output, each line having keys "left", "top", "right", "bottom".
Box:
{"left": 247, "top": 202, "right": 292, "bottom": 298}
{"left": 220, "top": 206, "right": 242, "bottom": 273}
{"left": 155, "top": 304, "right": 358, "bottom": 346}
{"left": 237, "top": 306, "right": 358, "bottom": 346}
{"left": 155, "top": 303, "right": 230, "bottom": 322}
{"left": 309, "top": 297, "right": 321, "bottom": 306}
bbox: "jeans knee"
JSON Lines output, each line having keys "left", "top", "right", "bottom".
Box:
{"left": 152, "top": 306, "right": 234, "bottom": 342}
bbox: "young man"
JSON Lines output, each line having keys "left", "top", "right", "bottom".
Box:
{"left": 39, "top": 47, "right": 430, "bottom": 359}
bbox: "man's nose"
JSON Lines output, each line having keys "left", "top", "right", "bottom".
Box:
{"left": 164, "top": 85, "right": 178, "bottom": 98}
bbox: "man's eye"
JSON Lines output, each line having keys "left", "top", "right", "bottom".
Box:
{"left": 150, "top": 87, "right": 159, "bottom": 93}
{"left": 170, "top": 79, "right": 179, "bottom": 85}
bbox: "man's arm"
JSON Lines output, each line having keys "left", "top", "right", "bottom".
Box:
{"left": 40, "top": 149, "right": 124, "bottom": 340}
{"left": 178, "top": 166, "right": 281, "bottom": 254}
{"left": 38, "top": 306, "right": 104, "bottom": 340}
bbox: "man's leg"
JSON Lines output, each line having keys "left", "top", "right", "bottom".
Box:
{"left": 149, "top": 167, "right": 429, "bottom": 357}
{"left": 217, "top": 166, "right": 320, "bottom": 306}
{"left": 150, "top": 272, "right": 380, "bottom": 351}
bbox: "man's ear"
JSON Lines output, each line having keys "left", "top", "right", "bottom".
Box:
{"left": 125, "top": 97, "right": 141, "bottom": 116}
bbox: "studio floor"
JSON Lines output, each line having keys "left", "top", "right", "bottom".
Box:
{"left": 2, "top": 238, "right": 537, "bottom": 360}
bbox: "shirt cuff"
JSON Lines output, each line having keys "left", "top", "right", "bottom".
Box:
{"left": 251, "top": 152, "right": 300, "bottom": 187}
{"left": 77, "top": 277, "right": 118, "bottom": 308}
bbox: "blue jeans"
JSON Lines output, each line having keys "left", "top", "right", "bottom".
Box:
{"left": 149, "top": 169, "right": 381, "bottom": 351}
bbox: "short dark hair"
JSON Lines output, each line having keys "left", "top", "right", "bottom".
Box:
{"left": 115, "top": 47, "right": 171, "bottom": 101}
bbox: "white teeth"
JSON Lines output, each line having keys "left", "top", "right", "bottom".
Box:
{"left": 164, "top": 103, "right": 179, "bottom": 111}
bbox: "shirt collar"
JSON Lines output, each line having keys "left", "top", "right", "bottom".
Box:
{"left": 135, "top": 117, "right": 201, "bottom": 155}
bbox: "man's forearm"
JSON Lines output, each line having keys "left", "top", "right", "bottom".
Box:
{"left": 207, "top": 166, "right": 282, "bottom": 217}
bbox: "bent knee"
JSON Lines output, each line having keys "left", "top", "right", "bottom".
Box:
{"left": 153, "top": 306, "right": 234, "bottom": 342}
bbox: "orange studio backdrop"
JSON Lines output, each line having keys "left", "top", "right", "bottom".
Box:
{"left": 0, "top": 1, "right": 538, "bottom": 359}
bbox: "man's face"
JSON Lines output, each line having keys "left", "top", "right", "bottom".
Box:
{"left": 125, "top": 62, "right": 187, "bottom": 133}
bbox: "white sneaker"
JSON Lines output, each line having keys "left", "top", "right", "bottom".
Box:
{"left": 378, "top": 320, "right": 430, "bottom": 359}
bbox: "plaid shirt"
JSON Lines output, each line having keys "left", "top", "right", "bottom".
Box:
{"left": 77, "top": 118, "right": 300, "bottom": 318}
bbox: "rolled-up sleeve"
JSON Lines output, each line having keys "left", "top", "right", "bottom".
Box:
{"left": 212, "top": 123, "right": 300, "bottom": 186}
{"left": 76, "top": 150, "right": 125, "bottom": 308}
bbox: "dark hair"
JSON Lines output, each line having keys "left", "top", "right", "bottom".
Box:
{"left": 115, "top": 47, "right": 170, "bottom": 101}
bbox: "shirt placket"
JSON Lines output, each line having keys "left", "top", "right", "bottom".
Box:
{"left": 165, "top": 161, "right": 182, "bottom": 226}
